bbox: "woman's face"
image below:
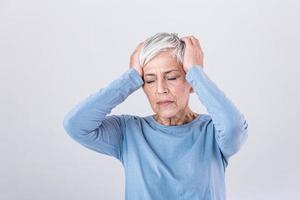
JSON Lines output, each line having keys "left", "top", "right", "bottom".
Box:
{"left": 142, "top": 51, "right": 193, "bottom": 119}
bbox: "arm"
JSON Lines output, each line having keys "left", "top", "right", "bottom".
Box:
{"left": 63, "top": 68, "right": 144, "bottom": 161}
{"left": 186, "top": 66, "right": 248, "bottom": 162}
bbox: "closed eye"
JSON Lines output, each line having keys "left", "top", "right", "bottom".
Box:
{"left": 145, "top": 77, "right": 178, "bottom": 84}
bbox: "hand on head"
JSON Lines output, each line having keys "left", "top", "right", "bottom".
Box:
{"left": 129, "top": 42, "right": 144, "bottom": 77}
{"left": 180, "top": 35, "right": 204, "bottom": 72}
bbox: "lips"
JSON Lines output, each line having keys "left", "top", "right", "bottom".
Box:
{"left": 157, "top": 100, "right": 174, "bottom": 105}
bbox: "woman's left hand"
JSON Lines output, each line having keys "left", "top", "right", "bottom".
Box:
{"left": 180, "top": 36, "right": 204, "bottom": 73}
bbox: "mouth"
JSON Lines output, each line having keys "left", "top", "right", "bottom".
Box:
{"left": 157, "top": 101, "right": 175, "bottom": 106}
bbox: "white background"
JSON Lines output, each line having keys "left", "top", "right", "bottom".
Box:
{"left": 1, "top": 0, "right": 299, "bottom": 199}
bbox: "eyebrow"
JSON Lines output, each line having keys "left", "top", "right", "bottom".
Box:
{"left": 144, "top": 69, "right": 179, "bottom": 76}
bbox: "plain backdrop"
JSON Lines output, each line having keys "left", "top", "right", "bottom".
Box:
{"left": 1, "top": 0, "right": 299, "bottom": 199}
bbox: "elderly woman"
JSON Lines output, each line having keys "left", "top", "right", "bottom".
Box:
{"left": 63, "top": 32, "right": 248, "bottom": 200}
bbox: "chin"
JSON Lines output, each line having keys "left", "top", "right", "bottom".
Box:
{"left": 157, "top": 109, "right": 179, "bottom": 119}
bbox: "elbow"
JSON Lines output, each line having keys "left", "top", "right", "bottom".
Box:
{"left": 224, "top": 128, "right": 248, "bottom": 157}
{"left": 63, "top": 115, "right": 70, "bottom": 132}
{"left": 218, "top": 116, "right": 249, "bottom": 158}
{"left": 227, "top": 113, "right": 248, "bottom": 140}
{"left": 227, "top": 114, "right": 248, "bottom": 138}
{"left": 63, "top": 114, "right": 77, "bottom": 137}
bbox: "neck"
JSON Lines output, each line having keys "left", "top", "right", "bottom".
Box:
{"left": 154, "top": 108, "right": 199, "bottom": 126}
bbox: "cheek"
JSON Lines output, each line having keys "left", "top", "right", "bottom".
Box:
{"left": 143, "top": 88, "right": 157, "bottom": 106}
{"left": 171, "top": 82, "right": 190, "bottom": 95}
{"left": 171, "top": 85, "right": 191, "bottom": 104}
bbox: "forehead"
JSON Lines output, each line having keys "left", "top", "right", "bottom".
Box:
{"left": 143, "top": 51, "right": 182, "bottom": 75}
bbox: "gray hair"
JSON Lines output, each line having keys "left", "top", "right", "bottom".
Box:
{"left": 139, "top": 32, "right": 185, "bottom": 67}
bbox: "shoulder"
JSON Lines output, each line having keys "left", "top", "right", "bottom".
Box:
{"left": 200, "top": 113, "right": 212, "bottom": 121}
{"left": 196, "top": 113, "right": 213, "bottom": 127}
{"left": 109, "top": 114, "right": 146, "bottom": 125}
{"left": 201, "top": 114, "right": 215, "bottom": 132}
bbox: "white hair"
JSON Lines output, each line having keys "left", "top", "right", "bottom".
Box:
{"left": 139, "top": 32, "right": 185, "bottom": 67}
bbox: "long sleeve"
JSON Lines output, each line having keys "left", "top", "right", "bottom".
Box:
{"left": 63, "top": 68, "right": 144, "bottom": 160}
{"left": 186, "top": 65, "right": 248, "bottom": 163}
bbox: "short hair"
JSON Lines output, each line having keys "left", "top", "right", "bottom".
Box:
{"left": 139, "top": 32, "right": 185, "bottom": 67}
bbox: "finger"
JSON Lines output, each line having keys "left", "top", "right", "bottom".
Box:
{"left": 190, "top": 36, "right": 200, "bottom": 46}
{"left": 181, "top": 36, "right": 192, "bottom": 42}
{"left": 183, "top": 36, "right": 198, "bottom": 47}
{"left": 138, "top": 42, "right": 144, "bottom": 48}
{"left": 180, "top": 37, "right": 193, "bottom": 46}
{"left": 136, "top": 42, "right": 144, "bottom": 52}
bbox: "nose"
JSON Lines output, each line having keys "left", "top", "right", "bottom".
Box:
{"left": 156, "top": 79, "right": 169, "bottom": 94}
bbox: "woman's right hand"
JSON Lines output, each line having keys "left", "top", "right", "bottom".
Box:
{"left": 129, "top": 42, "right": 144, "bottom": 77}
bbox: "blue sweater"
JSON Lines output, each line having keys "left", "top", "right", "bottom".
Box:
{"left": 63, "top": 65, "right": 248, "bottom": 200}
